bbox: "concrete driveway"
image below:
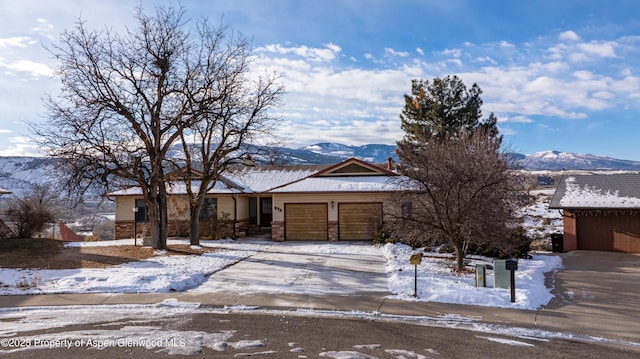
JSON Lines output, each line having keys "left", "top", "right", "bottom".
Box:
{"left": 189, "top": 242, "right": 390, "bottom": 297}
{"left": 539, "top": 250, "right": 640, "bottom": 342}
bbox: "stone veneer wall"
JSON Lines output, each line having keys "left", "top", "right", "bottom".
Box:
{"left": 115, "top": 220, "right": 238, "bottom": 240}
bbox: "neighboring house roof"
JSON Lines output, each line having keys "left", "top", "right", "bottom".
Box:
{"left": 549, "top": 174, "right": 640, "bottom": 209}
{"left": 0, "top": 188, "right": 10, "bottom": 195}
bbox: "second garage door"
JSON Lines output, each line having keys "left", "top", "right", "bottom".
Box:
{"left": 339, "top": 203, "right": 383, "bottom": 241}
{"left": 285, "top": 203, "right": 328, "bottom": 240}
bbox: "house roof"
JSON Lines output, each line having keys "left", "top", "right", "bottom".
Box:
{"left": 549, "top": 174, "right": 640, "bottom": 209}
{"left": 108, "top": 158, "right": 401, "bottom": 197}
{"left": 225, "top": 166, "right": 321, "bottom": 193}
{"left": 269, "top": 176, "right": 398, "bottom": 193}
{"left": 108, "top": 180, "right": 243, "bottom": 196}
{"left": 268, "top": 158, "right": 399, "bottom": 193}
{"left": 0, "top": 188, "right": 10, "bottom": 195}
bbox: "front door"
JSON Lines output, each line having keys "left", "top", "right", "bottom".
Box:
{"left": 260, "top": 197, "right": 273, "bottom": 228}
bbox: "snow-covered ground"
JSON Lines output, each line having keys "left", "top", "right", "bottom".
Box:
{"left": 2, "top": 192, "right": 565, "bottom": 309}
{"left": 0, "top": 238, "right": 561, "bottom": 310}
{"left": 516, "top": 190, "right": 563, "bottom": 241}
{"left": 0, "top": 192, "right": 625, "bottom": 357}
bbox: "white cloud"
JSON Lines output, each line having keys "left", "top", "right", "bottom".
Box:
{"left": 0, "top": 59, "right": 53, "bottom": 77}
{"left": 559, "top": 31, "right": 580, "bottom": 41}
{"left": 416, "top": 48, "right": 424, "bottom": 56}
{"left": 0, "top": 36, "right": 35, "bottom": 48}
{"left": 475, "top": 56, "right": 497, "bottom": 64}
{"left": 325, "top": 43, "right": 342, "bottom": 53}
{"left": 500, "top": 115, "right": 534, "bottom": 124}
{"left": 577, "top": 41, "right": 617, "bottom": 58}
{"left": 0, "top": 137, "right": 43, "bottom": 156}
{"left": 256, "top": 43, "right": 341, "bottom": 62}
{"left": 441, "top": 48, "right": 461, "bottom": 57}
{"left": 499, "top": 40, "right": 514, "bottom": 48}
{"left": 31, "top": 18, "right": 55, "bottom": 39}
{"left": 0, "top": 129, "right": 12, "bottom": 134}
{"left": 384, "top": 48, "right": 410, "bottom": 57}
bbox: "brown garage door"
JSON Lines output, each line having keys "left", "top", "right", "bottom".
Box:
{"left": 285, "top": 203, "right": 328, "bottom": 241}
{"left": 338, "top": 203, "right": 383, "bottom": 241}
{"left": 577, "top": 214, "right": 640, "bottom": 252}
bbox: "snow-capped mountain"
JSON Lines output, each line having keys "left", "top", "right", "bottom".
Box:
{"left": 2, "top": 146, "right": 640, "bottom": 197}
{"left": 519, "top": 150, "right": 640, "bottom": 171}
{"left": 302, "top": 143, "right": 398, "bottom": 163}
{"left": 0, "top": 157, "right": 64, "bottom": 195}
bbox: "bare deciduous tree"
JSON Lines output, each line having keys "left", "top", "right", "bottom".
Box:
{"left": 6, "top": 184, "right": 58, "bottom": 239}
{"left": 176, "top": 25, "right": 283, "bottom": 245}
{"left": 389, "top": 131, "right": 517, "bottom": 272}
{"left": 391, "top": 76, "right": 517, "bottom": 272}
{"left": 34, "top": 5, "right": 278, "bottom": 249}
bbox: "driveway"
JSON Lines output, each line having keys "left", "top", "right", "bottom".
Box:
{"left": 189, "top": 242, "right": 390, "bottom": 296}
{"left": 539, "top": 250, "right": 640, "bottom": 342}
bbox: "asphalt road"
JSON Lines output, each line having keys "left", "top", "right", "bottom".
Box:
{"left": 3, "top": 311, "right": 638, "bottom": 358}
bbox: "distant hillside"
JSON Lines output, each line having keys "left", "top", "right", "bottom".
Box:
{"left": 519, "top": 150, "right": 640, "bottom": 171}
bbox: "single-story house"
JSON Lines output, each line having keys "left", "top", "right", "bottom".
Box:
{"left": 109, "top": 158, "right": 401, "bottom": 241}
{"left": 549, "top": 174, "right": 640, "bottom": 253}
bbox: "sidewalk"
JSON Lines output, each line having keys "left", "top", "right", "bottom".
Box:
{"left": 1, "top": 289, "right": 637, "bottom": 346}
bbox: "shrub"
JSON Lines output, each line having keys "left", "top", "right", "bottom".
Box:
{"left": 5, "top": 184, "right": 58, "bottom": 238}
{"left": 202, "top": 212, "right": 232, "bottom": 240}
{"left": 373, "top": 228, "right": 395, "bottom": 246}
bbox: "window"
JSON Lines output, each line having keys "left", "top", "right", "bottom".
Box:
{"left": 134, "top": 199, "right": 148, "bottom": 222}
{"left": 199, "top": 198, "right": 218, "bottom": 221}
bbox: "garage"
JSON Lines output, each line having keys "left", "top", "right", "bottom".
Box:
{"left": 577, "top": 213, "right": 640, "bottom": 252}
{"left": 550, "top": 174, "right": 640, "bottom": 253}
{"left": 285, "top": 203, "right": 328, "bottom": 240}
{"left": 338, "top": 202, "right": 383, "bottom": 241}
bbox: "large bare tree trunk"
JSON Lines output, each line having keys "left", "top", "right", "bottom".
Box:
{"left": 189, "top": 206, "right": 201, "bottom": 246}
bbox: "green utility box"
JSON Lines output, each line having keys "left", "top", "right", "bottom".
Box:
{"left": 493, "top": 259, "right": 510, "bottom": 289}
{"left": 475, "top": 264, "right": 486, "bottom": 287}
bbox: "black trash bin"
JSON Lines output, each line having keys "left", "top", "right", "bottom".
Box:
{"left": 550, "top": 233, "right": 563, "bottom": 253}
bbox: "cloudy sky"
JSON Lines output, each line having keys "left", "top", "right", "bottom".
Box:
{"left": 1, "top": 0, "right": 639, "bottom": 159}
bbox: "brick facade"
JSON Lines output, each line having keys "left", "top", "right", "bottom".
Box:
{"left": 271, "top": 221, "right": 284, "bottom": 241}
{"left": 328, "top": 221, "right": 338, "bottom": 241}
{"left": 115, "top": 219, "right": 240, "bottom": 241}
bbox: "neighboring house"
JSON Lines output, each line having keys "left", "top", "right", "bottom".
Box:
{"left": 0, "top": 187, "right": 10, "bottom": 195}
{"left": 549, "top": 174, "right": 640, "bottom": 253}
{"left": 109, "top": 158, "right": 400, "bottom": 241}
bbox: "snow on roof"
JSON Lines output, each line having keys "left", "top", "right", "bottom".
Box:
{"left": 550, "top": 174, "right": 640, "bottom": 209}
{"left": 226, "top": 167, "right": 320, "bottom": 193}
{"left": 0, "top": 187, "right": 10, "bottom": 195}
{"left": 109, "top": 180, "right": 242, "bottom": 196}
{"left": 108, "top": 160, "right": 396, "bottom": 196}
{"left": 269, "top": 175, "right": 399, "bottom": 193}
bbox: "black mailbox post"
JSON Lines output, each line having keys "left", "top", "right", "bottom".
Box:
{"left": 505, "top": 258, "right": 518, "bottom": 303}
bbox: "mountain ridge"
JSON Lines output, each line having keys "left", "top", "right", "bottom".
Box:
{"left": 1, "top": 144, "right": 639, "bottom": 196}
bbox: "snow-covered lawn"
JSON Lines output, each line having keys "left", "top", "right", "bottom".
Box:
{"left": 0, "top": 238, "right": 562, "bottom": 310}
{"left": 383, "top": 243, "right": 562, "bottom": 309}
